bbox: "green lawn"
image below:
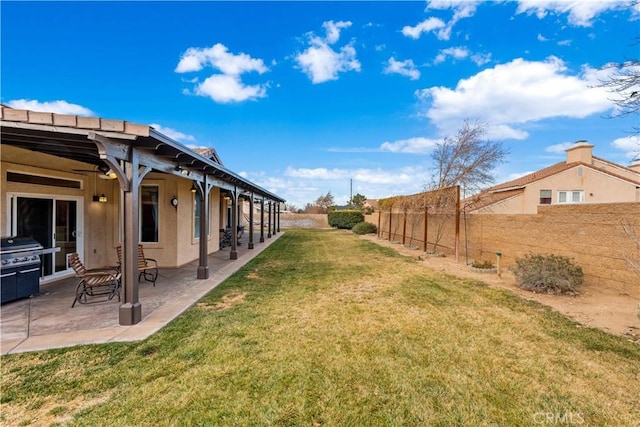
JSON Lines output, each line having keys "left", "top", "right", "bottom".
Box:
{"left": 2, "top": 229, "right": 639, "bottom": 426}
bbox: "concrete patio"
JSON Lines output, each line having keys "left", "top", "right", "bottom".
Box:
{"left": 1, "top": 233, "right": 282, "bottom": 355}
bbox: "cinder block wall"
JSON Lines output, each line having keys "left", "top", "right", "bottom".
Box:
{"left": 375, "top": 203, "right": 640, "bottom": 290}
{"left": 463, "top": 203, "right": 640, "bottom": 291}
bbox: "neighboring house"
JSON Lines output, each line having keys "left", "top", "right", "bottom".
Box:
{"left": 466, "top": 141, "right": 640, "bottom": 214}
{"left": 1, "top": 106, "right": 284, "bottom": 324}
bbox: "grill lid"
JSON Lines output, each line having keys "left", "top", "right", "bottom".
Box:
{"left": 0, "top": 236, "right": 44, "bottom": 253}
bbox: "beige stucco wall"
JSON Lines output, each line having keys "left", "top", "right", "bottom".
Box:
{"left": 1, "top": 145, "right": 223, "bottom": 274}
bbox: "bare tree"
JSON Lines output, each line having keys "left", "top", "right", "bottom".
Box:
{"left": 429, "top": 119, "right": 508, "bottom": 193}
{"left": 426, "top": 120, "right": 507, "bottom": 254}
{"left": 597, "top": 36, "right": 640, "bottom": 136}
{"left": 309, "top": 191, "right": 334, "bottom": 213}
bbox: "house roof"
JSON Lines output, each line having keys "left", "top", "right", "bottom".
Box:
{"left": 463, "top": 188, "right": 524, "bottom": 212}
{"left": 463, "top": 154, "right": 640, "bottom": 211}
{"left": 489, "top": 157, "right": 640, "bottom": 193}
{"left": 0, "top": 106, "right": 285, "bottom": 202}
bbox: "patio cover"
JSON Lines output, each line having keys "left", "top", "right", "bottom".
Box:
{"left": 1, "top": 106, "right": 285, "bottom": 325}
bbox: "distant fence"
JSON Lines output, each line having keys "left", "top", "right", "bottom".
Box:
{"left": 280, "top": 214, "right": 329, "bottom": 228}
{"left": 369, "top": 194, "right": 640, "bottom": 290}
{"left": 375, "top": 186, "right": 461, "bottom": 256}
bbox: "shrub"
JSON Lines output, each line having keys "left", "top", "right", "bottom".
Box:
{"left": 471, "top": 260, "right": 494, "bottom": 269}
{"left": 352, "top": 222, "right": 377, "bottom": 235}
{"left": 328, "top": 210, "right": 364, "bottom": 229}
{"left": 511, "top": 253, "right": 583, "bottom": 294}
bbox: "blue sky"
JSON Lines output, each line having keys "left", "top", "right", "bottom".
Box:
{"left": 2, "top": 1, "right": 639, "bottom": 209}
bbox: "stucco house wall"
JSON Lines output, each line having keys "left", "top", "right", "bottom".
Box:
{"left": 2, "top": 145, "right": 224, "bottom": 273}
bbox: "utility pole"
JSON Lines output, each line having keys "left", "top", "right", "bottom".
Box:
{"left": 350, "top": 178, "right": 353, "bottom": 207}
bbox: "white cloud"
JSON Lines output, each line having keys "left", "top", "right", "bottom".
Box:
{"left": 612, "top": 135, "right": 640, "bottom": 159}
{"left": 295, "top": 20, "right": 360, "bottom": 84}
{"left": 5, "top": 99, "right": 94, "bottom": 116}
{"left": 402, "top": 1, "right": 480, "bottom": 41}
{"left": 176, "top": 43, "right": 269, "bottom": 103}
{"left": 470, "top": 52, "right": 492, "bottom": 66}
{"left": 434, "top": 46, "right": 469, "bottom": 64}
{"left": 380, "top": 137, "right": 440, "bottom": 153}
{"left": 383, "top": 57, "right": 420, "bottom": 80}
{"left": 434, "top": 47, "right": 490, "bottom": 66}
{"left": 149, "top": 123, "right": 195, "bottom": 142}
{"left": 545, "top": 142, "right": 575, "bottom": 153}
{"left": 286, "top": 167, "right": 349, "bottom": 180}
{"left": 514, "top": 0, "right": 637, "bottom": 27}
{"left": 416, "top": 56, "right": 613, "bottom": 140}
{"left": 323, "top": 20, "right": 352, "bottom": 44}
{"left": 195, "top": 74, "right": 267, "bottom": 103}
{"left": 285, "top": 166, "right": 429, "bottom": 186}
{"left": 175, "top": 43, "right": 267, "bottom": 75}
{"left": 537, "top": 33, "right": 548, "bottom": 42}
{"left": 401, "top": 17, "right": 446, "bottom": 40}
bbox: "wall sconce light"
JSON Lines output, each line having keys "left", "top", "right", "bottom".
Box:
{"left": 105, "top": 169, "right": 117, "bottom": 179}
{"left": 190, "top": 182, "right": 197, "bottom": 193}
{"left": 171, "top": 196, "right": 178, "bottom": 208}
{"left": 93, "top": 194, "right": 108, "bottom": 203}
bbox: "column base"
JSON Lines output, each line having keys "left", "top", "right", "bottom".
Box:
{"left": 260, "top": 236, "right": 265, "bottom": 243}
{"left": 230, "top": 250, "right": 238, "bottom": 260}
{"left": 119, "top": 302, "right": 142, "bottom": 326}
{"left": 248, "top": 242, "right": 254, "bottom": 249}
{"left": 197, "top": 266, "right": 209, "bottom": 279}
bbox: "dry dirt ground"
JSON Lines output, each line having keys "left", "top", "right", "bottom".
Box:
{"left": 357, "top": 234, "right": 640, "bottom": 343}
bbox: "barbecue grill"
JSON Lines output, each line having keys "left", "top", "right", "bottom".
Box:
{"left": 0, "top": 237, "right": 59, "bottom": 304}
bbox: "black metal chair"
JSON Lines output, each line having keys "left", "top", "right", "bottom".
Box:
{"left": 69, "top": 253, "right": 120, "bottom": 307}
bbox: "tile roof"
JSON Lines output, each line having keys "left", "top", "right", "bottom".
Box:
{"left": 489, "top": 158, "right": 640, "bottom": 193}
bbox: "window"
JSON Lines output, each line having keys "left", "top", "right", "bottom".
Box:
{"left": 194, "top": 193, "right": 201, "bottom": 238}
{"left": 558, "top": 190, "right": 583, "bottom": 204}
{"left": 539, "top": 189, "right": 552, "bottom": 205}
{"left": 140, "top": 186, "right": 159, "bottom": 242}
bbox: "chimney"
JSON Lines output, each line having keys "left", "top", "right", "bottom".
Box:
{"left": 565, "top": 140, "right": 594, "bottom": 165}
{"left": 629, "top": 158, "right": 640, "bottom": 173}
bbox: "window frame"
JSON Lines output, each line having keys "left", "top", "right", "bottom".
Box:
{"left": 193, "top": 191, "right": 212, "bottom": 240}
{"left": 140, "top": 185, "right": 160, "bottom": 243}
{"left": 539, "top": 189, "right": 552, "bottom": 205}
{"left": 558, "top": 190, "right": 584, "bottom": 204}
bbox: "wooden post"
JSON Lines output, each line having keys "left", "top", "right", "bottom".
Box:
{"left": 388, "top": 208, "right": 392, "bottom": 242}
{"left": 120, "top": 150, "right": 142, "bottom": 325}
{"left": 248, "top": 193, "right": 255, "bottom": 249}
{"left": 230, "top": 188, "right": 238, "bottom": 260}
{"left": 259, "top": 198, "right": 265, "bottom": 243}
{"left": 197, "top": 177, "right": 210, "bottom": 279}
{"left": 423, "top": 207, "right": 428, "bottom": 252}
{"left": 267, "top": 201, "right": 272, "bottom": 238}
{"left": 377, "top": 210, "right": 381, "bottom": 239}
{"left": 402, "top": 211, "right": 407, "bottom": 246}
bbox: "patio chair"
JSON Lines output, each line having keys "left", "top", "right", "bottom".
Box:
{"left": 116, "top": 244, "right": 158, "bottom": 286}
{"left": 69, "top": 253, "right": 121, "bottom": 308}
